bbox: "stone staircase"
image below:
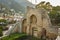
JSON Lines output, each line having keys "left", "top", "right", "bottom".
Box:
{"left": 0, "top": 22, "right": 20, "bottom": 39}
{"left": 3, "top": 22, "right": 20, "bottom": 36}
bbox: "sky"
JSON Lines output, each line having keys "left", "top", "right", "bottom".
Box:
{"left": 28, "top": 0, "right": 60, "bottom": 6}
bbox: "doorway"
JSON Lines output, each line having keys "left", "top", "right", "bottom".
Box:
{"left": 22, "top": 19, "right": 27, "bottom": 33}
{"left": 32, "top": 27, "right": 37, "bottom": 37}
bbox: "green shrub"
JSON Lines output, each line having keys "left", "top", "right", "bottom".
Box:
{"left": 2, "top": 33, "right": 27, "bottom": 40}
{"left": 0, "top": 26, "right": 3, "bottom": 37}
{"left": 0, "top": 19, "right": 8, "bottom": 26}
{"left": 2, "top": 33, "right": 41, "bottom": 40}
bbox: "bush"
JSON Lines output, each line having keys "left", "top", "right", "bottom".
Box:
{"left": 0, "top": 19, "right": 8, "bottom": 26}
{"left": 0, "top": 19, "right": 7, "bottom": 22}
{"left": 0, "top": 26, "right": 3, "bottom": 37}
{"left": 2, "top": 33, "right": 41, "bottom": 40}
{"left": 2, "top": 33, "right": 27, "bottom": 40}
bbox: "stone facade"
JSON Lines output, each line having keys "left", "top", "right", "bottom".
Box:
{"left": 22, "top": 7, "right": 58, "bottom": 39}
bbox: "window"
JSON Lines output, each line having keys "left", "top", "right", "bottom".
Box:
{"left": 30, "top": 15, "right": 37, "bottom": 24}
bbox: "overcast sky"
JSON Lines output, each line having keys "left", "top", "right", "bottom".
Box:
{"left": 28, "top": 0, "right": 60, "bottom": 6}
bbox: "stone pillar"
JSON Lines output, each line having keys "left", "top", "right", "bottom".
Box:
{"left": 26, "top": 26, "right": 30, "bottom": 35}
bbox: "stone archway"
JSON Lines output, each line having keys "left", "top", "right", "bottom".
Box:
{"left": 22, "top": 19, "right": 27, "bottom": 33}
{"left": 29, "top": 15, "right": 37, "bottom": 36}
{"left": 30, "top": 15, "right": 37, "bottom": 24}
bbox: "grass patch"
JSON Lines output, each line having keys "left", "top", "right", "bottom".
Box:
{"left": 2, "top": 33, "right": 27, "bottom": 40}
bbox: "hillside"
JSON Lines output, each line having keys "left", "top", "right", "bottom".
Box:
{"left": 0, "top": 0, "right": 35, "bottom": 13}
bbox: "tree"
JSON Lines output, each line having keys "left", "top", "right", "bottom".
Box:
{"left": 36, "top": 1, "right": 52, "bottom": 12}
{"left": 0, "top": 26, "right": 3, "bottom": 36}
{"left": 0, "top": 19, "right": 8, "bottom": 36}
{"left": 0, "top": 19, "right": 8, "bottom": 26}
{"left": 36, "top": 1, "right": 60, "bottom": 25}
{"left": 49, "top": 6, "right": 60, "bottom": 25}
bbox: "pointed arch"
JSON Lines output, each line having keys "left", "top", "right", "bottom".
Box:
{"left": 29, "top": 15, "right": 37, "bottom": 36}
{"left": 22, "top": 19, "right": 27, "bottom": 33}
{"left": 30, "top": 15, "right": 37, "bottom": 24}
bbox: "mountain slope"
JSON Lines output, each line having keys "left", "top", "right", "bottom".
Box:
{"left": 15, "top": 0, "right": 35, "bottom": 7}
{"left": 0, "top": 0, "right": 35, "bottom": 13}
{"left": 0, "top": 0, "right": 25, "bottom": 13}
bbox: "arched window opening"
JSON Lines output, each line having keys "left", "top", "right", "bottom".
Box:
{"left": 22, "top": 19, "right": 27, "bottom": 33}
{"left": 30, "top": 15, "right": 37, "bottom": 24}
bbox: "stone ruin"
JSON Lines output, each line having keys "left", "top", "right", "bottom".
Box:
{"left": 22, "top": 6, "right": 58, "bottom": 40}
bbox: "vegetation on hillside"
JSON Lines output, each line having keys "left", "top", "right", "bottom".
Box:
{"left": 0, "top": 19, "right": 8, "bottom": 26}
{"left": 0, "top": 26, "right": 3, "bottom": 37}
{"left": 0, "top": 19, "right": 8, "bottom": 36}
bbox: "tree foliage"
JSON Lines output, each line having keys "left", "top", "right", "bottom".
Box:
{"left": 0, "top": 26, "right": 3, "bottom": 37}
{"left": 36, "top": 1, "right": 52, "bottom": 11}
{"left": 36, "top": 1, "right": 60, "bottom": 25}
{"left": 0, "top": 19, "right": 8, "bottom": 26}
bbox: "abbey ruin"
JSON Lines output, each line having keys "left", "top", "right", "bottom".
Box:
{"left": 21, "top": 7, "right": 58, "bottom": 40}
